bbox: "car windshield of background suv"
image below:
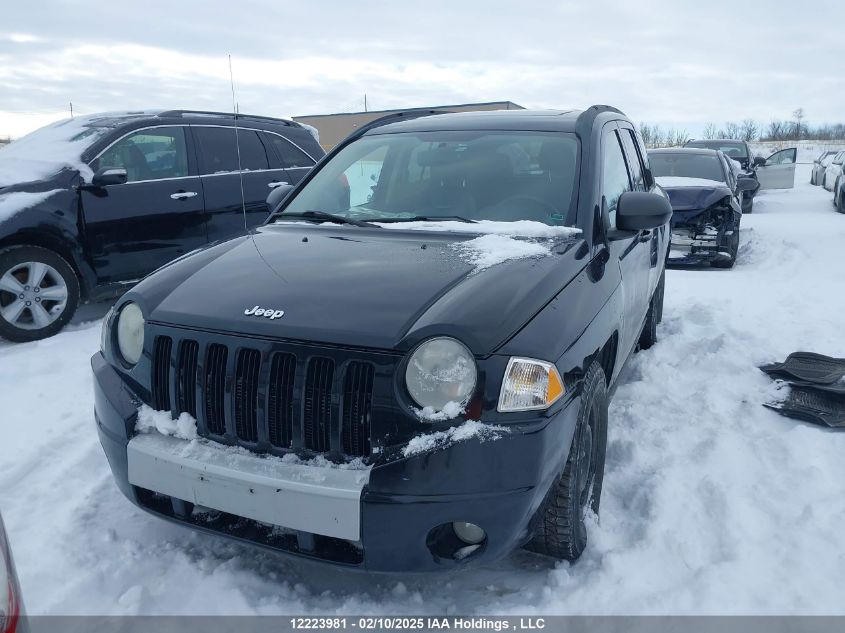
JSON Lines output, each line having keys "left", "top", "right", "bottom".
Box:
{"left": 277, "top": 131, "right": 580, "bottom": 226}
{"left": 650, "top": 154, "right": 725, "bottom": 183}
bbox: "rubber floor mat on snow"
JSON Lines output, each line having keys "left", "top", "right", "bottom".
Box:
{"left": 787, "top": 380, "right": 845, "bottom": 396}
{"left": 764, "top": 386, "right": 845, "bottom": 428}
{"left": 759, "top": 352, "right": 845, "bottom": 385}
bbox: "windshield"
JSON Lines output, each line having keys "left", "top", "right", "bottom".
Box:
{"left": 685, "top": 141, "right": 748, "bottom": 160}
{"left": 650, "top": 153, "right": 725, "bottom": 183}
{"left": 278, "top": 131, "right": 579, "bottom": 226}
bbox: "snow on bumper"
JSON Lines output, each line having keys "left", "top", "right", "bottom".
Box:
{"left": 127, "top": 433, "right": 367, "bottom": 541}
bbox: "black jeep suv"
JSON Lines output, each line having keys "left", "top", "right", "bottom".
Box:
{"left": 0, "top": 110, "right": 323, "bottom": 342}
{"left": 94, "top": 106, "right": 672, "bottom": 571}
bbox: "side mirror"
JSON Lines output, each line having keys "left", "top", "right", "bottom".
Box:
{"left": 753, "top": 156, "right": 766, "bottom": 167}
{"left": 91, "top": 167, "right": 127, "bottom": 187}
{"left": 737, "top": 177, "right": 758, "bottom": 192}
{"left": 616, "top": 191, "right": 673, "bottom": 231}
{"left": 266, "top": 183, "right": 295, "bottom": 212}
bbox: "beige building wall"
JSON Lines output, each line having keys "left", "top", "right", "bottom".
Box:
{"left": 294, "top": 101, "right": 523, "bottom": 151}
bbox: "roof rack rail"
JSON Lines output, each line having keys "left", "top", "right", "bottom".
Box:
{"left": 157, "top": 110, "right": 299, "bottom": 127}
{"left": 342, "top": 109, "right": 452, "bottom": 144}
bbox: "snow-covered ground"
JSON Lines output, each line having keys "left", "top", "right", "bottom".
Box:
{"left": 1, "top": 164, "right": 844, "bottom": 615}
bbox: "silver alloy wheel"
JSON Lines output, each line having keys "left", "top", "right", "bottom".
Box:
{"left": 0, "top": 260, "right": 69, "bottom": 330}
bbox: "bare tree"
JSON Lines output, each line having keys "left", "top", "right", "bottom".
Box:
{"left": 766, "top": 120, "right": 786, "bottom": 141}
{"left": 638, "top": 123, "right": 654, "bottom": 147}
{"left": 721, "top": 121, "right": 740, "bottom": 139}
{"left": 740, "top": 119, "right": 760, "bottom": 142}
{"left": 792, "top": 108, "right": 805, "bottom": 140}
{"left": 702, "top": 123, "right": 718, "bottom": 140}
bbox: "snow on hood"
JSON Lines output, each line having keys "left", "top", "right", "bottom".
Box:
{"left": 374, "top": 219, "right": 581, "bottom": 238}
{"left": 376, "top": 220, "right": 581, "bottom": 273}
{"left": 0, "top": 189, "right": 63, "bottom": 223}
{"left": 657, "top": 176, "right": 727, "bottom": 189}
{"left": 0, "top": 112, "right": 147, "bottom": 187}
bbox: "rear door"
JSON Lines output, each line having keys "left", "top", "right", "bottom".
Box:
{"left": 193, "top": 126, "right": 289, "bottom": 242}
{"left": 80, "top": 125, "right": 207, "bottom": 284}
{"left": 602, "top": 123, "right": 651, "bottom": 356}
{"left": 757, "top": 148, "right": 797, "bottom": 189}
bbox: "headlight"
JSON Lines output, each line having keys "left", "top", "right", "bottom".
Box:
{"left": 116, "top": 302, "right": 145, "bottom": 365}
{"left": 498, "top": 357, "right": 565, "bottom": 412}
{"left": 405, "top": 337, "right": 477, "bottom": 410}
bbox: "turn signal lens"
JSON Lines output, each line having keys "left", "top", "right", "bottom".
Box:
{"left": 497, "top": 357, "right": 565, "bottom": 412}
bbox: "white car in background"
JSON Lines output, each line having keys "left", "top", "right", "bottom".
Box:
{"left": 822, "top": 151, "right": 845, "bottom": 191}
{"left": 810, "top": 150, "right": 837, "bottom": 185}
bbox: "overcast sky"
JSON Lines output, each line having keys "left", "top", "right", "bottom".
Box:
{"left": 1, "top": 0, "right": 842, "bottom": 139}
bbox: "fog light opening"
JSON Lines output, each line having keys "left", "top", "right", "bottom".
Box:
{"left": 452, "top": 521, "right": 486, "bottom": 545}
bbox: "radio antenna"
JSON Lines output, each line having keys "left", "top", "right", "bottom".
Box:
{"left": 228, "top": 54, "right": 248, "bottom": 230}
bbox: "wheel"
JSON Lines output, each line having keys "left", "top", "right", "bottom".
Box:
{"left": 711, "top": 230, "right": 739, "bottom": 270}
{"left": 526, "top": 361, "right": 608, "bottom": 562}
{"left": 0, "top": 246, "right": 80, "bottom": 342}
{"left": 637, "top": 268, "right": 665, "bottom": 350}
{"left": 837, "top": 189, "right": 845, "bottom": 214}
{"left": 742, "top": 195, "right": 753, "bottom": 214}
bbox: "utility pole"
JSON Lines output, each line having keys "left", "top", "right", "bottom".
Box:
{"left": 69, "top": 102, "right": 74, "bottom": 119}
{"left": 364, "top": 93, "right": 367, "bottom": 112}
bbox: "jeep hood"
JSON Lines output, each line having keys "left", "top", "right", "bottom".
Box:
{"left": 135, "top": 223, "right": 587, "bottom": 355}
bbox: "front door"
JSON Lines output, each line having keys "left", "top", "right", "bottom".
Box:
{"left": 602, "top": 124, "right": 652, "bottom": 356}
{"left": 80, "top": 125, "right": 207, "bottom": 284}
{"left": 757, "top": 148, "right": 797, "bottom": 189}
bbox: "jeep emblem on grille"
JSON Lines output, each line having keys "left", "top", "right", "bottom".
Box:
{"left": 244, "top": 305, "right": 285, "bottom": 320}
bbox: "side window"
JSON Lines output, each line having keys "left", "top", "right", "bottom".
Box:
{"left": 193, "top": 127, "right": 269, "bottom": 175}
{"left": 268, "top": 135, "right": 315, "bottom": 169}
{"left": 601, "top": 130, "right": 632, "bottom": 227}
{"left": 766, "top": 148, "right": 797, "bottom": 166}
{"left": 95, "top": 126, "right": 188, "bottom": 183}
{"left": 343, "top": 145, "right": 388, "bottom": 207}
{"left": 619, "top": 129, "right": 645, "bottom": 191}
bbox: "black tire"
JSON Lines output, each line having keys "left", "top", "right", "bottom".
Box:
{"left": 526, "top": 362, "right": 608, "bottom": 562}
{"left": 837, "top": 189, "right": 845, "bottom": 214}
{"left": 0, "top": 246, "right": 80, "bottom": 342}
{"left": 711, "top": 230, "right": 740, "bottom": 270}
{"left": 742, "top": 194, "right": 753, "bottom": 214}
{"left": 637, "top": 268, "right": 665, "bottom": 350}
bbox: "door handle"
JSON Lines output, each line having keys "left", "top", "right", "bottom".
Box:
{"left": 639, "top": 230, "right": 653, "bottom": 243}
{"left": 268, "top": 181, "right": 290, "bottom": 189}
{"left": 170, "top": 191, "right": 198, "bottom": 200}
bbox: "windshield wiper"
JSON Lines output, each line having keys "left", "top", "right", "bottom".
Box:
{"left": 277, "top": 211, "right": 377, "bottom": 228}
{"left": 365, "top": 215, "right": 478, "bottom": 224}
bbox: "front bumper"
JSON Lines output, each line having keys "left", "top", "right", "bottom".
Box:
{"left": 93, "top": 353, "right": 580, "bottom": 572}
{"left": 667, "top": 227, "right": 734, "bottom": 266}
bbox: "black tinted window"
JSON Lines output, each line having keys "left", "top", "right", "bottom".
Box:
{"left": 269, "top": 135, "right": 315, "bottom": 169}
{"left": 620, "top": 129, "right": 645, "bottom": 191}
{"left": 95, "top": 126, "right": 188, "bottom": 182}
{"left": 685, "top": 141, "right": 748, "bottom": 160}
{"left": 601, "top": 130, "right": 632, "bottom": 226}
{"left": 194, "top": 127, "right": 269, "bottom": 175}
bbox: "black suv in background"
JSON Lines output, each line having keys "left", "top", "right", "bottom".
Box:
{"left": 94, "top": 106, "right": 672, "bottom": 571}
{"left": 0, "top": 110, "right": 324, "bottom": 342}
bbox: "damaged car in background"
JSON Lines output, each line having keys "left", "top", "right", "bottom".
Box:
{"left": 93, "top": 106, "right": 672, "bottom": 572}
{"left": 650, "top": 147, "right": 754, "bottom": 268}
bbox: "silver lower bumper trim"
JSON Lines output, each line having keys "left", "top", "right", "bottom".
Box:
{"left": 127, "top": 433, "right": 368, "bottom": 540}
